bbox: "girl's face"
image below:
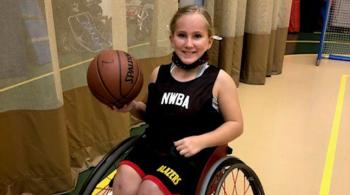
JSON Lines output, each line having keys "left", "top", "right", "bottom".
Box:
{"left": 170, "top": 13, "right": 213, "bottom": 65}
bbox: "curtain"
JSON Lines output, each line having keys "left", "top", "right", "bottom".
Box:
{"left": 0, "top": 0, "right": 177, "bottom": 194}
{"left": 205, "top": 0, "right": 292, "bottom": 85}
{"left": 0, "top": 0, "right": 292, "bottom": 194}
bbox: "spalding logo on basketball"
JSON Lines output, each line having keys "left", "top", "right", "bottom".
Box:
{"left": 87, "top": 49, "right": 143, "bottom": 108}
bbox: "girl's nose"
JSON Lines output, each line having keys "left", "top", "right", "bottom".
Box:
{"left": 185, "top": 38, "right": 194, "bottom": 47}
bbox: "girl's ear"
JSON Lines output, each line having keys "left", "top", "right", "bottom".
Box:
{"left": 169, "top": 35, "right": 175, "bottom": 48}
{"left": 208, "top": 36, "right": 214, "bottom": 49}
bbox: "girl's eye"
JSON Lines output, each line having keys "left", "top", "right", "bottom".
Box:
{"left": 194, "top": 34, "right": 203, "bottom": 39}
{"left": 176, "top": 33, "right": 186, "bottom": 38}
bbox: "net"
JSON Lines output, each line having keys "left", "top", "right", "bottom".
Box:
{"left": 317, "top": 0, "right": 350, "bottom": 65}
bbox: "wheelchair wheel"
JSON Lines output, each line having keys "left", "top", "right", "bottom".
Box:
{"left": 200, "top": 156, "right": 265, "bottom": 195}
{"left": 79, "top": 135, "right": 140, "bottom": 195}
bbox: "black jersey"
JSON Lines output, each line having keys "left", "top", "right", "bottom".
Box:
{"left": 122, "top": 64, "right": 226, "bottom": 194}
{"left": 145, "top": 64, "right": 224, "bottom": 148}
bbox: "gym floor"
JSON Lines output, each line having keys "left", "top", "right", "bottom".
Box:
{"left": 233, "top": 54, "right": 350, "bottom": 195}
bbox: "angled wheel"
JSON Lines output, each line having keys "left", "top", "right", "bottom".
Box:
{"left": 79, "top": 135, "right": 140, "bottom": 195}
{"left": 200, "top": 156, "right": 265, "bottom": 195}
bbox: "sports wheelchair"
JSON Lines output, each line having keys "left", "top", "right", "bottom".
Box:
{"left": 79, "top": 132, "right": 265, "bottom": 195}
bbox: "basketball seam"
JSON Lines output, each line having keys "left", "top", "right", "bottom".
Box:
{"left": 96, "top": 54, "right": 119, "bottom": 105}
{"left": 116, "top": 51, "right": 124, "bottom": 100}
{"left": 87, "top": 59, "right": 114, "bottom": 106}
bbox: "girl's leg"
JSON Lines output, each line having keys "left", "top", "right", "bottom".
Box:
{"left": 113, "top": 164, "right": 142, "bottom": 195}
{"left": 137, "top": 180, "right": 165, "bottom": 195}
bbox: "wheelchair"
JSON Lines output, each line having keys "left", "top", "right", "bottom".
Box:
{"left": 79, "top": 133, "right": 265, "bottom": 195}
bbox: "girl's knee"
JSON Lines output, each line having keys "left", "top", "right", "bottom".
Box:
{"left": 113, "top": 165, "right": 142, "bottom": 194}
{"left": 137, "top": 180, "right": 165, "bottom": 195}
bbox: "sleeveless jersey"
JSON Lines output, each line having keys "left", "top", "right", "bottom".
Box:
{"left": 145, "top": 64, "right": 224, "bottom": 148}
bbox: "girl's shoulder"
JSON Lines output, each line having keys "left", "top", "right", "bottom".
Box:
{"left": 214, "top": 67, "right": 232, "bottom": 83}
{"left": 213, "top": 68, "right": 238, "bottom": 96}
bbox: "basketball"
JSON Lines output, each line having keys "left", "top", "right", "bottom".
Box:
{"left": 87, "top": 49, "right": 143, "bottom": 108}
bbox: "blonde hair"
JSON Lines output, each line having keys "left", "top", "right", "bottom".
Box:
{"left": 169, "top": 5, "right": 214, "bottom": 37}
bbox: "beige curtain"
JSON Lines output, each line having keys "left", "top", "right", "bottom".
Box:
{"left": 0, "top": 0, "right": 177, "bottom": 194}
{"left": 0, "top": 0, "right": 292, "bottom": 193}
{"left": 205, "top": 0, "right": 292, "bottom": 85}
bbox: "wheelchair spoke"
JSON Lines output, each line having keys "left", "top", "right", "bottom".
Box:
{"left": 211, "top": 166, "right": 255, "bottom": 195}
{"left": 244, "top": 175, "right": 252, "bottom": 194}
{"left": 92, "top": 185, "right": 112, "bottom": 195}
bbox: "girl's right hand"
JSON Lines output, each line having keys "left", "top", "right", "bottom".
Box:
{"left": 111, "top": 100, "right": 136, "bottom": 112}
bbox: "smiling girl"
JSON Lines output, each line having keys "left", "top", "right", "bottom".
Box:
{"left": 113, "top": 5, "right": 243, "bottom": 195}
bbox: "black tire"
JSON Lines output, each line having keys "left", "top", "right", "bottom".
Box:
{"left": 79, "top": 135, "right": 140, "bottom": 195}
{"left": 200, "top": 156, "right": 265, "bottom": 195}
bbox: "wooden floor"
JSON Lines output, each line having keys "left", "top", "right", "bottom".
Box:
{"left": 231, "top": 54, "right": 350, "bottom": 195}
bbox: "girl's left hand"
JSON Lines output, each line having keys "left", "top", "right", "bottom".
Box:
{"left": 174, "top": 136, "right": 204, "bottom": 157}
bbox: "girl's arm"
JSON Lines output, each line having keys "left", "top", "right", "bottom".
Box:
{"left": 175, "top": 70, "right": 243, "bottom": 157}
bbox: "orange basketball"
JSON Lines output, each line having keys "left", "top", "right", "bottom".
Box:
{"left": 87, "top": 49, "right": 143, "bottom": 108}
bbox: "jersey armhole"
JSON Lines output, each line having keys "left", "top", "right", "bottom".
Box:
{"left": 154, "top": 64, "right": 172, "bottom": 84}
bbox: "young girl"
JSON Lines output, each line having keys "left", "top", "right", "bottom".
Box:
{"left": 113, "top": 5, "right": 243, "bottom": 195}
